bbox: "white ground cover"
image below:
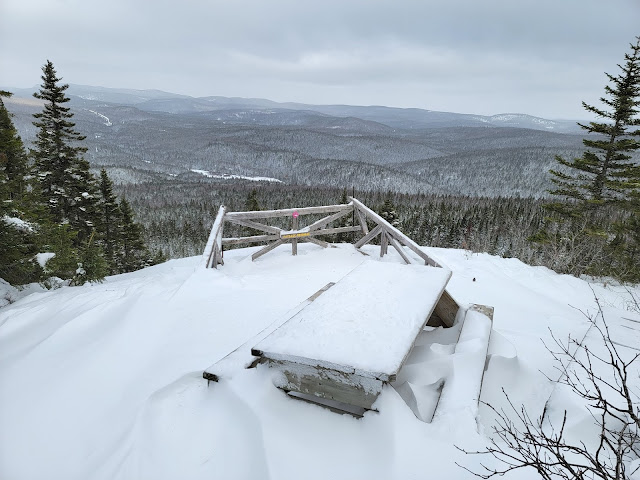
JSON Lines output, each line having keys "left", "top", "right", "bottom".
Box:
{"left": 255, "top": 261, "right": 451, "bottom": 376}
{"left": 0, "top": 243, "right": 638, "bottom": 480}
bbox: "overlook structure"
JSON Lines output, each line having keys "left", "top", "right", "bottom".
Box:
{"left": 202, "top": 198, "right": 493, "bottom": 418}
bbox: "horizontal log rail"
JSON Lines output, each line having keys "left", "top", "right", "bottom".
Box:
{"left": 225, "top": 204, "right": 352, "bottom": 221}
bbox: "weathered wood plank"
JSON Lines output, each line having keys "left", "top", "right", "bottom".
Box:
{"left": 252, "top": 239, "right": 285, "bottom": 261}
{"left": 354, "top": 224, "right": 383, "bottom": 249}
{"left": 380, "top": 228, "right": 388, "bottom": 257}
{"left": 350, "top": 197, "right": 441, "bottom": 267}
{"left": 307, "top": 282, "right": 336, "bottom": 301}
{"left": 292, "top": 215, "right": 299, "bottom": 256}
{"left": 308, "top": 225, "right": 362, "bottom": 237}
{"left": 225, "top": 218, "right": 282, "bottom": 235}
{"left": 355, "top": 207, "right": 369, "bottom": 235}
{"left": 266, "top": 358, "right": 383, "bottom": 410}
{"left": 430, "top": 289, "right": 459, "bottom": 328}
{"left": 224, "top": 227, "right": 359, "bottom": 248}
{"left": 387, "top": 234, "right": 412, "bottom": 264}
{"left": 307, "top": 207, "right": 354, "bottom": 232}
{"left": 305, "top": 237, "right": 330, "bottom": 248}
{"left": 203, "top": 282, "right": 338, "bottom": 384}
{"left": 203, "top": 205, "right": 226, "bottom": 268}
{"left": 222, "top": 234, "right": 280, "bottom": 245}
{"left": 213, "top": 243, "right": 224, "bottom": 267}
{"left": 287, "top": 392, "right": 366, "bottom": 417}
{"left": 281, "top": 231, "right": 311, "bottom": 239}
{"left": 203, "top": 371, "right": 219, "bottom": 383}
{"left": 226, "top": 204, "right": 352, "bottom": 220}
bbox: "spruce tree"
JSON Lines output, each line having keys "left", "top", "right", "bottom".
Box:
{"left": 97, "top": 168, "right": 122, "bottom": 273}
{"left": 68, "top": 157, "right": 101, "bottom": 244}
{"left": 41, "top": 222, "right": 80, "bottom": 283}
{"left": 74, "top": 230, "right": 108, "bottom": 285}
{"left": 548, "top": 37, "right": 640, "bottom": 215}
{"left": 30, "top": 60, "right": 110, "bottom": 283}
{"left": 0, "top": 92, "right": 44, "bottom": 284}
{"left": 540, "top": 38, "right": 640, "bottom": 279}
{"left": 244, "top": 189, "right": 260, "bottom": 211}
{"left": 379, "top": 192, "right": 400, "bottom": 227}
{"left": 0, "top": 92, "right": 29, "bottom": 200}
{"left": 117, "top": 198, "right": 149, "bottom": 273}
{"left": 31, "top": 60, "right": 89, "bottom": 225}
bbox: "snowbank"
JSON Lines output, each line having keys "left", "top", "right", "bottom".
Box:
{"left": 0, "top": 244, "right": 638, "bottom": 480}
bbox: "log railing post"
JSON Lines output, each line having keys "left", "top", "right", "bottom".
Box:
{"left": 292, "top": 211, "right": 299, "bottom": 256}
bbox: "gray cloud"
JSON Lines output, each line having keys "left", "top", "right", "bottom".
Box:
{"left": 1, "top": 0, "right": 638, "bottom": 118}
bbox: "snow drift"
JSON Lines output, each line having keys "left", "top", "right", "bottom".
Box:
{"left": 0, "top": 244, "right": 638, "bottom": 480}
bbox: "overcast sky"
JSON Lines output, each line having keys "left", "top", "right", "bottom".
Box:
{"left": 1, "top": 0, "right": 638, "bottom": 119}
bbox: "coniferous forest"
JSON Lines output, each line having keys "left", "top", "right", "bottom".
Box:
{"left": 1, "top": 61, "right": 159, "bottom": 287}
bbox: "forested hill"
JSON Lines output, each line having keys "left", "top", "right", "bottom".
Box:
{"left": 4, "top": 85, "right": 586, "bottom": 198}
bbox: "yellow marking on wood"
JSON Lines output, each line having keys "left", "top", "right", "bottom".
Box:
{"left": 281, "top": 232, "right": 311, "bottom": 239}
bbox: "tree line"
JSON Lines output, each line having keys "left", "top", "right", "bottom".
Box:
{"left": 1, "top": 61, "right": 160, "bottom": 287}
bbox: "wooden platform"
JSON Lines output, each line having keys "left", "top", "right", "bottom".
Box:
{"left": 252, "top": 261, "right": 452, "bottom": 412}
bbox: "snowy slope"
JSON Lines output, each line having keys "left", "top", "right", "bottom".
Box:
{"left": 0, "top": 244, "right": 638, "bottom": 480}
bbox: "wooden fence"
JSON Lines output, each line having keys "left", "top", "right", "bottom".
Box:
{"left": 203, "top": 197, "right": 441, "bottom": 268}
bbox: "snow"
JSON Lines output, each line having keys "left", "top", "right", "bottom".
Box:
{"left": 0, "top": 279, "right": 19, "bottom": 308}
{"left": 432, "top": 306, "right": 493, "bottom": 422}
{"left": 190, "top": 169, "right": 283, "bottom": 183}
{"left": 0, "top": 279, "right": 47, "bottom": 308}
{"left": 2, "top": 215, "right": 35, "bottom": 233}
{"left": 490, "top": 113, "right": 557, "bottom": 129}
{"left": 88, "top": 110, "right": 113, "bottom": 126}
{"left": 255, "top": 261, "right": 451, "bottom": 376}
{"left": 0, "top": 243, "right": 638, "bottom": 480}
{"left": 36, "top": 252, "right": 56, "bottom": 268}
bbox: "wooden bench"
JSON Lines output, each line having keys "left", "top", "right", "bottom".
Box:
{"left": 251, "top": 260, "right": 453, "bottom": 413}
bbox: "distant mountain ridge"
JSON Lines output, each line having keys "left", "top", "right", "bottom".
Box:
{"left": 5, "top": 83, "right": 583, "bottom": 133}
{"left": 3, "top": 84, "right": 589, "bottom": 197}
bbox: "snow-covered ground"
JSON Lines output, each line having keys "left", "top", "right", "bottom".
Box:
{"left": 88, "top": 110, "right": 113, "bottom": 126}
{"left": 0, "top": 244, "right": 638, "bottom": 480}
{"left": 190, "top": 169, "right": 283, "bottom": 183}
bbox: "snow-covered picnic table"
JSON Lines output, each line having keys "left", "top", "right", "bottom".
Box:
{"left": 252, "top": 260, "right": 452, "bottom": 410}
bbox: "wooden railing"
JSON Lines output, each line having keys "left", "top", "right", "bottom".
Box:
{"left": 203, "top": 198, "right": 441, "bottom": 268}
{"left": 349, "top": 197, "right": 441, "bottom": 267}
{"left": 202, "top": 205, "right": 226, "bottom": 268}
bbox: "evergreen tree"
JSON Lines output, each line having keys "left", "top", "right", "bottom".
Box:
{"left": 336, "top": 189, "right": 354, "bottom": 243}
{"left": 547, "top": 37, "right": 640, "bottom": 216}
{"left": 68, "top": 157, "right": 101, "bottom": 245}
{"left": 244, "top": 189, "right": 260, "bottom": 211}
{"left": 539, "top": 38, "right": 640, "bottom": 280}
{"left": 74, "top": 231, "right": 108, "bottom": 285}
{"left": 97, "top": 168, "right": 122, "bottom": 274}
{"left": 0, "top": 92, "right": 29, "bottom": 200}
{"left": 30, "top": 61, "right": 110, "bottom": 283}
{"left": 379, "top": 192, "right": 400, "bottom": 227}
{"left": 0, "top": 91, "right": 44, "bottom": 284}
{"left": 40, "top": 223, "right": 78, "bottom": 281}
{"left": 31, "top": 60, "right": 90, "bottom": 225}
{"left": 117, "top": 198, "right": 149, "bottom": 273}
{"left": 0, "top": 192, "right": 42, "bottom": 284}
